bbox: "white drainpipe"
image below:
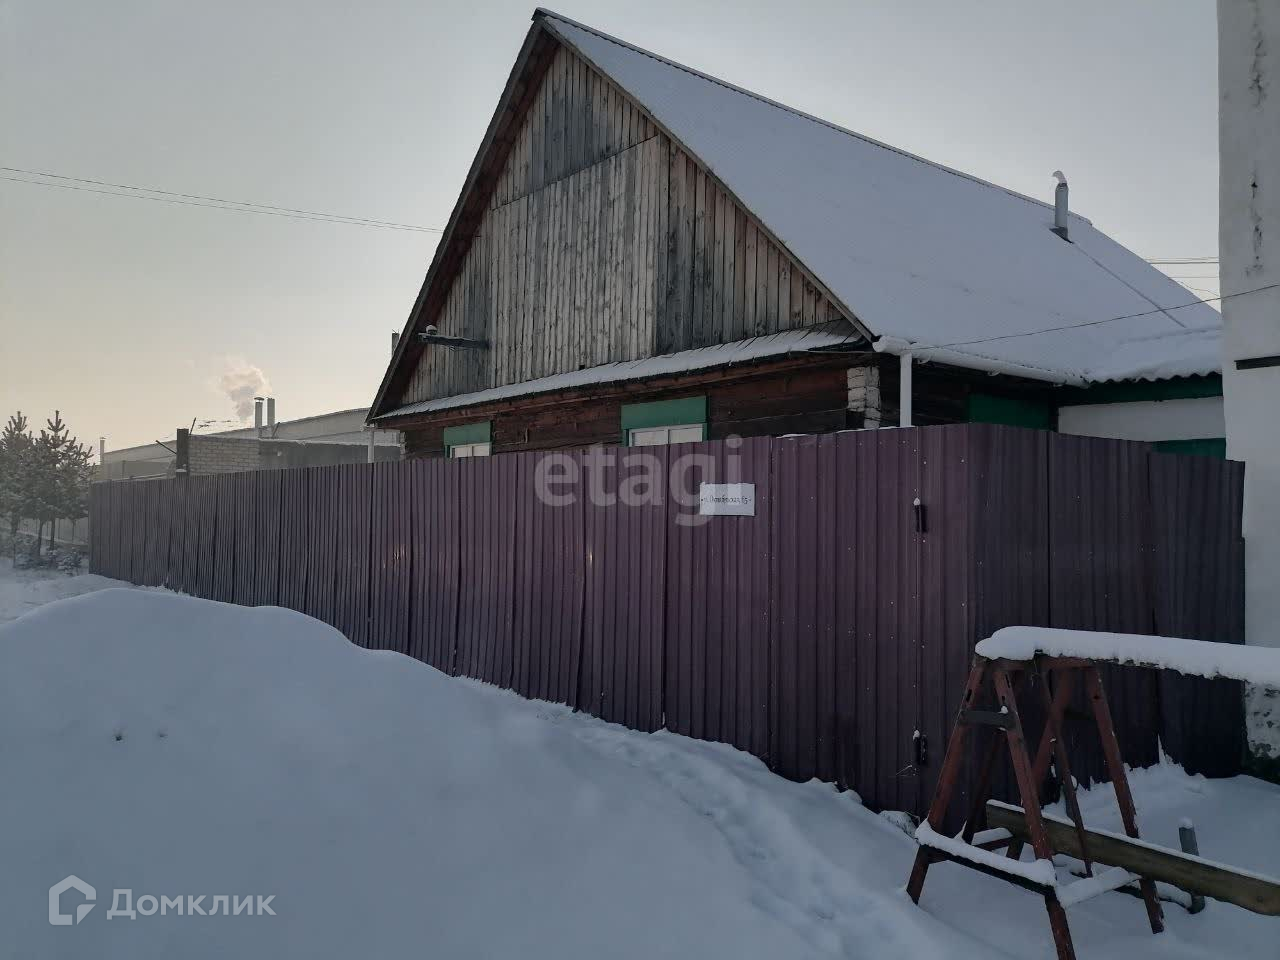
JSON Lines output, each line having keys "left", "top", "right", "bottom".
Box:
{"left": 900, "top": 352, "right": 914, "bottom": 427}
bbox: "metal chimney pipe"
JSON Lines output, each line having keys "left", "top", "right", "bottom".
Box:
{"left": 266, "top": 397, "right": 276, "bottom": 434}
{"left": 1052, "top": 171, "right": 1069, "bottom": 240}
{"left": 98, "top": 437, "right": 106, "bottom": 466}
{"left": 254, "top": 397, "right": 264, "bottom": 435}
{"left": 391, "top": 330, "right": 401, "bottom": 352}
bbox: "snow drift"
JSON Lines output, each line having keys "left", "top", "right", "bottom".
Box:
{"left": 0, "top": 589, "right": 928, "bottom": 958}
{"left": 3, "top": 585, "right": 1277, "bottom": 959}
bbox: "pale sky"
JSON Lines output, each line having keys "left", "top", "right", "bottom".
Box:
{"left": 0, "top": 0, "right": 1219, "bottom": 453}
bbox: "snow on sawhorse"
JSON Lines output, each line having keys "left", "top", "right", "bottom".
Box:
{"left": 906, "top": 626, "right": 1280, "bottom": 960}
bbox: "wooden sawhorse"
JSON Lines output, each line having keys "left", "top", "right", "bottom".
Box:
{"left": 906, "top": 654, "right": 1163, "bottom": 960}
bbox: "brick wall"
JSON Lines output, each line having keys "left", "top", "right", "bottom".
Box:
{"left": 187, "top": 436, "right": 262, "bottom": 475}
{"left": 184, "top": 435, "right": 400, "bottom": 475}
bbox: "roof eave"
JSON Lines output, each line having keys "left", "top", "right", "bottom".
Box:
{"left": 367, "top": 18, "right": 561, "bottom": 422}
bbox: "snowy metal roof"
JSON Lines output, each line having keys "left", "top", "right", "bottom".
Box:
{"left": 376, "top": 325, "right": 859, "bottom": 420}
{"left": 538, "top": 10, "right": 1222, "bottom": 386}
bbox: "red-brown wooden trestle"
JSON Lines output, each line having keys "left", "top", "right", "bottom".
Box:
{"left": 906, "top": 655, "right": 1168, "bottom": 960}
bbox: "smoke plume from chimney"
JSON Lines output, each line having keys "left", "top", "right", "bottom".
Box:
{"left": 219, "top": 362, "right": 272, "bottom": 421}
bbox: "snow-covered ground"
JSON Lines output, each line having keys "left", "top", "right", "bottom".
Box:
{"left": 0, "top": 557, "right": 128, "bottom": 625}
{"left": 0, "top": 563, "right": 1276, "bottom": 958}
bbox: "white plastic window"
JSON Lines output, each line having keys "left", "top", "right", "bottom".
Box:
{"left": 628, "top": 424, "right": 704, "bottom": 447}
{"left": 449, "top": 442, "right": 492, "bottom": 458}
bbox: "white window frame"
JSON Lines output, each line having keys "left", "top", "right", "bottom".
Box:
{"left": 449, "top": 441, "right": 492, "bottom": 458}
{"left": 627, "top": 424, "right": 705, "bottom": 447}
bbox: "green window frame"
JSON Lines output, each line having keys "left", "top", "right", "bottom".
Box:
{"left": 621, "top": 396, "right": 708, "bottom": 446}
{"left": 1153, "top": 438, "right": 1227, "bottom": 459}
{"left": 443, "top": 421, "right": 492, "bottom": 458}
{"left": 967, "top": 393, "right": 1054, "bottom": 430}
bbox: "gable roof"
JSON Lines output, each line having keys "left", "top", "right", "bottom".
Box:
{"left": 370, "top": 10, "right": 1221, "bottom": 420}
{"left": 537, "top": 9, "right": 1221, "bottom": 388}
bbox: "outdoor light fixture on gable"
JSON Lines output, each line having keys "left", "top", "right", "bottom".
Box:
{"left": 417, "top": 324, "right": 489, "bottom": 349}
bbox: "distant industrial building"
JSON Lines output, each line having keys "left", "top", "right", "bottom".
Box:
{"left": 98, "top": 403, "right": 401, "bottom": 480}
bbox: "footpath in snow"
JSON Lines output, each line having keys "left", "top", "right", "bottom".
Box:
{"left": 0, "top": 562, "right": 1275, "bottom": 959}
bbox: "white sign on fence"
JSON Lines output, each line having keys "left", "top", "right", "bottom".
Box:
{"left": 698, "top": 483, "right": 756, "bottom": 517}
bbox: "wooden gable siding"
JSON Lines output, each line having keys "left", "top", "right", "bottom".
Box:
{"left": 399, "top": 42, "right": 846, "bottom": 408}
{"left": 662, "top": 144, "right": 842, "bottom": 353}
{"left": 489, "top": 134, "right": 667, "bottom": 384}
{"left": 491, "top": 44, "right": 658, "bottom": 209}
{"left": 407, "top": 229, "right": 492, "bottom": 403}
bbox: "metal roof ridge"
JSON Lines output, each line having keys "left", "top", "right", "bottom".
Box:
{"left": 532, "top": 7, "right": 1080, "bottom": 221}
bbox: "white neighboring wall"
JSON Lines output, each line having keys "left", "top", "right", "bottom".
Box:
{"left": 1220, "top": 0, "right": 1280, "bottom": 758}
{"left": 1058, "top": 396, "right": 1225, "bottom": 442}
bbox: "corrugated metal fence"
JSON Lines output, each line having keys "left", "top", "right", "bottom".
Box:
{"left": 89, "top": 425, "right": 1246, "bottom": 817}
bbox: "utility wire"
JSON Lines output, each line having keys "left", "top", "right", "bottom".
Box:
{"left": 1, "top": 165, "right": 442, "bottom": 233}
{"left": 924, "top": 282, "right": 1280, "bottom": 352}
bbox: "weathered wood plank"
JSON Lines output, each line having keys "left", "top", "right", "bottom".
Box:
{"left": 759, "top": 236, "right": 774, "bottom": 335}
{"left": 987, "top": 801, "right": 1280, "bottom": 916}
{"left": 712, "top": 183, "right": 726, "bottom": 343}
{"left": 692, "top": 166, "right": 709, "bottom": 347}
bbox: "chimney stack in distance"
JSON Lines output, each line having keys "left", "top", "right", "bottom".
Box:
{"left": 266, "top": 397, "right": 276, "bottom": 435}
{"left": 254, "top": 397, "right": 264, "bottom": 435}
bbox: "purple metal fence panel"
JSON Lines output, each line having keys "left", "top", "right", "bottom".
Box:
{"left": 409, "top": 458, "right": 461, "bottom": 673}
{"left": 210, "top": 474, "right": 240, "bottom": 604}
{"left": 332, "top": 464, "right": 373, "bottom": 647}
{"left": 1149, "top": 452, "right": 1247, "bottom": 775}
{"left": 103, "top": 481, "right": 126, "bottom": 581}
{"left": 368, "top": 461, "right": 412, "bottom": 656}
{"left": 143, "top": 479, "right": 175, "bottom": 588}
{"left": 191, "top": 476, "right": 221, "bottom": 601}
{"left": 230, "top": 472, "right": 259, "bottom": 607}
{"left": 128, "top": 481, "right": 150, "bottom": 583}
{"left": 961, "top": 425, "right": 1051, "bottom": 816}
{"left": 86, "top": 426, "right": 1247, "bottom": 819}
{"left": 250, "top": 471, "right": 284, "bottom": 608}
{"left": 913, "top": 426, "right": 976, "bottom": 817}
{"left": 509, "top": 451, "right": 585, "bottom": 706}
{"left": 134, "top": 480, "right": 155, "bottom": 585}
{"left": 769, "top": 433, "right": 835, "bottom": 784}
{"left": 170, "top": 478, "right": 197, "bottom": 594}
{"left": 304, "top": 468, "right": 340, "bottom": 629}
{"left": 1046, "top": 434, "right": 1162, "bottom": 786}
{"left": 664, "top": 437, "right": 771, "bottom": 754}
{"left": 452, "top": 454, "right": 517, "bottom": 685}
{"left": 869, "top": 429, "right": 925, "bottom": 813}
{"left": 580, "top": 445, "right": 671, "bottom": 732}
{"left": 276, "top": 469, "right": 311, "bottom": 614}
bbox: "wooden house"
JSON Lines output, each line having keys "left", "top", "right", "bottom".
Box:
{"left": 369, "top": 9, "right": 1225, "bottom": 458}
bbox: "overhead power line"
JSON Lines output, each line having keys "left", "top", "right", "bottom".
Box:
{"left": 927, "top": 282, "right": 1280, "bottom": 352}
{"left": 0, "top": 165, "right": 442, "bottom": 233}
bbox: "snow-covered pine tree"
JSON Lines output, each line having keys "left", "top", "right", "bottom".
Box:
{"left": 0, "top": 412, "right": 35, "bottom": 554}
{"left": 30, "top": 411, "right": 93, "bottom": 554}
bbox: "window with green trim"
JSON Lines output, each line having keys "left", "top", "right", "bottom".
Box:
{"left": 621, "top": 397, "right": 707, "bottom": 446}
{"left": 1153, "top": 438, "right": 1227, "bottom": 459}
{"left": 443, "top": 421, "right": 492, "bottom": 458}
{"left": 967, "top": 393, "right": 1054, "bottom": 429}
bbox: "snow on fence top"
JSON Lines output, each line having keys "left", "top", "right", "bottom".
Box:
{"left": 976, "top": 626, "right": 1280, "bottom": 687}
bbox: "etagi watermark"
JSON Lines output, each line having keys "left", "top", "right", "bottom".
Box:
{"left": 49, "top": 876, "right": 275, "bottom": 925}
{"left": 533, "top": 435, "right": 750, "bottom": 526}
